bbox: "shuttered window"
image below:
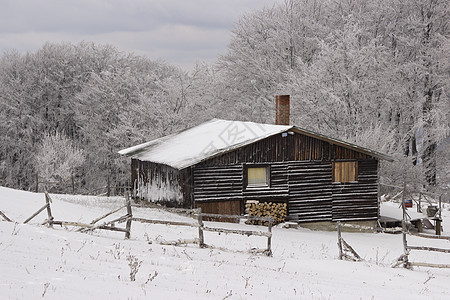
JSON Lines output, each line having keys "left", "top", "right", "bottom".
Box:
{"left": 332, "top": 161, "right": 358, "bottom": 183}
{"left": 247, "top": 166, "right": 269, "bottom": 187}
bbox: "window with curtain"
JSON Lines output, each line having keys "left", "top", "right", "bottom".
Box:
{"left": 247, "top": 166, "right": 269, "bottom": 187}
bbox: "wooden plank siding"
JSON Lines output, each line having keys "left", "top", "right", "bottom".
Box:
{"left": 243, "top": 163, "right": 289, "bottom": 202}
{"left": 287, "top": 161, "right": 333, "bottom": 222}
{"left": 179, "top": 167, "right": 194, "bottom": 208}
{"left": 193, "top": 165, "right": 243, "bottom": 219}
{"left": 197, "top": 132, "right": 373, "bottom": 167}
{"left": 193, "top": 165, "right": 243, "bottom": 202}
{"left": 131, "top": 159, "right": 184, "bottom": 206}
{"left": 332, "top": 160, "right": 379, "bottom": 221}
{"left": 195, "top": 200, "right": 242, "bottom": 222}
{"left": 332, "top": 161, "right": 358, "bottom": 183}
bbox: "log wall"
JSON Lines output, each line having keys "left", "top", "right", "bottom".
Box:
{"left": 243, "top": 163, "right": 289, "bottom": 202}
{"left": 287, "top": 161, "right": 333, "bottom": 222}
{"left": 193, "top": 165, "right": 243, "bottom": 202}
{"left": 332, "top": 160, "right": 379, "bottom": 221}
{"left": 192, "top": 160, "right": 379, "bottom": 222}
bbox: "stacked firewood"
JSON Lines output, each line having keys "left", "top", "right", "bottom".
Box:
{"left": 246, "top": 202, "right": 287, "bottom": 226}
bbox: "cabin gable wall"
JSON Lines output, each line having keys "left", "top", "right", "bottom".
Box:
{"left": 197, "top": 132, "right": 373, "bottom": 167}
{"left": 192, "top": 132, "right": 379, "bottom": 222}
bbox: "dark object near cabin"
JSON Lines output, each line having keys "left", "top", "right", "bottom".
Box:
{"left": 119, "top": 96, "right": 392, "bottom": 223}
{"left": 427, "top": 206, "right": 438, "bottom": 217}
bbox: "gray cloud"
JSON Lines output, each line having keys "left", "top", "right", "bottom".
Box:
{"left": 0, "top": 0, "right": 280, "bottom": 70}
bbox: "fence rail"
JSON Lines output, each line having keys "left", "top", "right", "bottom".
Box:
{"left": 380, "top": 183, "right": 443, "bottom": 219}
{"left": 391, "top": 184, "right": 450, "bottom": 269}
{"left": 132, "top": 217, "right": 199, "bottom": 228}
{"left": 0, "top": 210, "right": 13, "bottom": 222}
{"left": 131, "top": 209, "right": 273, "bottom": 255}
{"left": 406, "top": 245, "right": 450, "bottom": 254}
{"left": 15, "top": 192, "right": 274, "bottom": 256}
{"left": 411, "top": 232, "right": 450, "bottom": 241}
{"left": 336, "top": 221, "right": 362, "bottom": 262}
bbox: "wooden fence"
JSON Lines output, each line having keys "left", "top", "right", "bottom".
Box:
{"left": 21, "top": 190, "right": 133, "bottom": 236}
{"left": 131, "top": 207, "right": 274, "bottom": 256}
{"left": 336, "top": 183, "right": 449, "bottom": 267}
{"left": 336, "top": 222, "right": 366, "bottom": 261}
{"left": 392, "top": 184, "right": 450, "bottom": 269}
{"left": 12, "top": 192, "right": 274, "bottom": 256}
{"left": 381, "top": 183, "right": 444, "bottom": 221}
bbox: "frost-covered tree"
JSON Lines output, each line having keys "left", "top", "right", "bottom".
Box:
{"left": 0, "top": 42, "right": 198, "bottom": 191}
{"left": 0, "top": 42, "right": 122, "bottom": 190}
{"left": 218, "top": 0, "right": 449, "bottom": 188}
{"left": 35, "top": 132, "right": 85, "bottom": 191}
{"left": 74, "top": 54, "right": 198, "bottom": 189}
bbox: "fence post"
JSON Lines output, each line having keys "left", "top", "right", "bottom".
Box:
{"left": 107, "top": 176, "right": 111, "bottom": 197}
{"left": 417, "top": 192, "right": 422, "bottom": 213}
{"left": 44, "top": 190, "right": 54, "bottom": 228}
{"left": 435, "top": 220, "right": 442, "bottom": 236}
{"left": 337, "top": 221, "right": 343, "bottom": 260}
{"left": 401, "top": 183, "right": 410, "bottom": 268}
{"left": 125, "top": 193, "right": 132, "bottom": 239}
{"left": 71, "top": 174, "right": 75, "bottom": 194}
{"left": 197, "top": 208, "right": 204, "bottom": 248}
{"left": 266, "top": 217, "right": 273, "bottom": 256}
{"left": 35, "top": 173, "right": 39, "bottom": 193}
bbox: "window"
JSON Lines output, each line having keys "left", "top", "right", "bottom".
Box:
{"left": 332, "top": 161, "right": 358, "bottom": 183}
{"left": 246, "top": 166, "right": 269, "bottom": 187}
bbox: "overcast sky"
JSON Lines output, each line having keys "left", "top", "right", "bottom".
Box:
{"left": 0, "top": 0, "right": 281, "bottom": 71}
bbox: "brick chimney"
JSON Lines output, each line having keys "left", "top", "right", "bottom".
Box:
{"left": 275, "top": 95, "right": 290, "bottom": 125}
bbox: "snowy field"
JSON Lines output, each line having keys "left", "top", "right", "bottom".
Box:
{"left": 1, "top": 187, "right": 450, "bottom": 299}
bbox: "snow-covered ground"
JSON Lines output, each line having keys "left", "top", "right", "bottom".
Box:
{"left": 1, "top": 187, "right": 449, "bottom": 299}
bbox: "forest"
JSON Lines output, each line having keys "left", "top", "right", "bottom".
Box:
{"left": 0, "top": 0, "right": 448, "bottom": 194}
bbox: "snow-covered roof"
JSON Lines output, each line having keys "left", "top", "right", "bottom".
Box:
{"left": 118, "top": 118, "right": 392, "bottom": 169}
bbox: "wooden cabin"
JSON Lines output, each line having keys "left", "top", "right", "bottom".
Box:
{"left": 119, "top": 96, "right": 392, "bottom": 223}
